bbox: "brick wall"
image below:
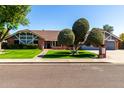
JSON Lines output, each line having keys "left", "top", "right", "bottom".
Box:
{"left": 38, "top": 38, "right": 45, "bottom": 49}
{"left": 7, "top": 37, "right": 15, "bottom": 45}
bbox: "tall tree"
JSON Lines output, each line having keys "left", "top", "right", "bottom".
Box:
{"left": 103, "top": 24, "right": 113, "bottom": 33}
{"left": 72, "top": 18, "right": 90, "bottom": 51}
{"left": 0, "top": 5, "right": 31, "bottom": 50}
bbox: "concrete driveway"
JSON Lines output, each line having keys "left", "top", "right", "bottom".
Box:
{"left": 89, "top": 50, "right": 124, "bottom": 64}
{"left": 106, "top": 50, "right": 124, "bottom": 63}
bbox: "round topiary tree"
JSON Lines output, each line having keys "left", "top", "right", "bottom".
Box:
{"left": 85, "top": 28, "right": 105, "bottom": 58}
{"left": 72, "top": 18, "right": 90, "bottom": 51}
{"left": 58, "top": 29, "right": 75, "bottom": 46}
{"left": 86, "top": 28, "right": 104, "bottom": 47}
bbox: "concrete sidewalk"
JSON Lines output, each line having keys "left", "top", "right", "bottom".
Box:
{"left": 0, "top": 58, "right": 113, "bottom": 63}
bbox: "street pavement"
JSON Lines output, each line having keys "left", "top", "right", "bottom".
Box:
{"left": 0, "top": 63, "right": 124, "bottom": 88}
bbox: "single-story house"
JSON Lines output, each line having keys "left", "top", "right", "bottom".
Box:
{"left": 6, "top": 29, "right": 121, "bottom": 50}
{"left": 6, "top": 29, "right": 60, "bottom": 49}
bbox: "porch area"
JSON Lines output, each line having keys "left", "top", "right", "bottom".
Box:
{"left": 44, "top": 41, "right": 59, "bottom": 49}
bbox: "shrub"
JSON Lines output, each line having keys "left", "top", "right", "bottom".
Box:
{"left": 23, "top": 44, "right": 38, "bottom": 49}
{"left": 85, "top": 28, "right": 104, "bottom": 47}
{"left": 58, "top": 29, "right": 75, "bottom": 46}
{"left": 2, "top": 44, "right": 38, "bottom": 49}
{"left": 1, "top": 42, "right": 8, "bottom": 49}
{"left": 120, "top": 42, "right": 124, "bottom": 49}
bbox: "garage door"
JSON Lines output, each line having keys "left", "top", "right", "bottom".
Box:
{"left": 106, "top": 41, "right": 116, "bottom": 50}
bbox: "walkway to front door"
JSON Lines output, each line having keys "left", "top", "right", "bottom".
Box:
{"left": 34, "top": 49, "right": 49, "bottom": 59}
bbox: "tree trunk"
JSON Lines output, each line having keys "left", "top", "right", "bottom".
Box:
{"left": 72, "top": 46, "right": 75, "bottom": 51}
{"left": 0, "top": 29, "right": 10, "bottom": 52}
{"left": 71, "top": 45, "right": 79, "bottom": 55}
{"left": 1, "top": 29, "right": 10, "bottom": 41}
{"left": 0, "top": 32, "right": 2, "bottom": 51}
{"left": 99, "top": 46, "right": 102, "bottom": 58}
{"left": 0, "top": 42, "right": 2, "bottom": 51}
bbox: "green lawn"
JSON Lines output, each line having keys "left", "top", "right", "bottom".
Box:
{"left": 0, "top": 49, "right": 41, "bottom": 59}
{"left": 43, "top": 50, "right": 98, "bottom": 58}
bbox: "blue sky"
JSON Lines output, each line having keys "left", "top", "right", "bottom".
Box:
{"left": 17, "top": 5, "right": 124, "bottom": 36}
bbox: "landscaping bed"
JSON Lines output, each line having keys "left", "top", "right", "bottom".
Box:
{"left": 43, "top": 50, "right": 97, "bottom": 58}
{"left": 0, "top": 49, "right": 41, "bottom": 59}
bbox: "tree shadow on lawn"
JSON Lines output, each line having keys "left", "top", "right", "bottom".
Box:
{"left": 43, "top": 51, "right": 98, "bottom": 58}
{"left": 51, "top": 51, "right": 71, "bottom": 55}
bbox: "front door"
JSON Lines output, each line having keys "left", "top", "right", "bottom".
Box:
{"left": 47, "top": 41, "right": 51, "bottom": 48}
{"left": 44, "top": 41, "right": 51, "bottom": 48}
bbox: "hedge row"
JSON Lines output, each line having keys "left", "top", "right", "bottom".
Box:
{"left": 2, "top": 43, "right": 38, "bottom": 49}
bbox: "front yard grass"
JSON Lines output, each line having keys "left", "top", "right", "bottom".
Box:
{"left": 0, "top": 49, "right": 41, "bottom": 59}
{"left": 43, "top": 50, "right": 97, "bottom": 58}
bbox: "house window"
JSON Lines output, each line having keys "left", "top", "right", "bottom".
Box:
{"left": 14, "top": 32, "right": 39, "bottom": 45}
{"left": 14, "top": 40, "right": 19, "bottom": 44}
{"left": 20, "top": 36, "right": 26, "bottom": 39}
{"left": 27, "top": 36, "right": 32, "bottom": 39}
{"left": 34, "top": 40, "right": 38, "bottom": 44}
{"left": 20, "top": 40, "right": 26, "bottom": 44}
{"left": 27, "top": 40, "right": 33, "bottom": 44}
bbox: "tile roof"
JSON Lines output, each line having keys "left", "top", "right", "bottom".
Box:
{"left": 6, "top": 29, "right": 60, "bottom": 41}
{"left": 31, "top": 30, "right": 60, "bottom": 41}
{"left": 7, "top": 29, "right": 121, "bottom": 41}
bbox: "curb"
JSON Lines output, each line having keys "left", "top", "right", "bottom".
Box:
{"left": 0, "top": 61, "right": 111, "bottom": 64}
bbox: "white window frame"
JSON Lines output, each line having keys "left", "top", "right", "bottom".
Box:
{"left": 14, "top": 32, "right": 38, "bottom": 44}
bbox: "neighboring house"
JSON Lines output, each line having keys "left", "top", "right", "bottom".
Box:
{"left": 104, "top": 31, "right": 121, "bottom": 50}
{"left": 6, "top": 29, "right": 121, "bottom": 50}
{"left": 81, "top": 31, "right": 121, "bottom": 50}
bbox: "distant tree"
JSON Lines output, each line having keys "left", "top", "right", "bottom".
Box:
{"left": 85, "top": 28, "right": 104, "bottom": 47}
{"left": 72, "top": 18, "right": 90, "bottom": 51}
{"left": 0, "top": 5, "right": 31, "bottom": 50}
{"left": 58, "top": 29, "right": 75, "bottom": 46}
{"left": 119, "top": 33, "right": 124, "bottom": 41}
{"left": 103, "top": 24, "right": 113, "bottom": 33}
{"left": 119, "top": 33, "right": 124, "bottom": 49}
